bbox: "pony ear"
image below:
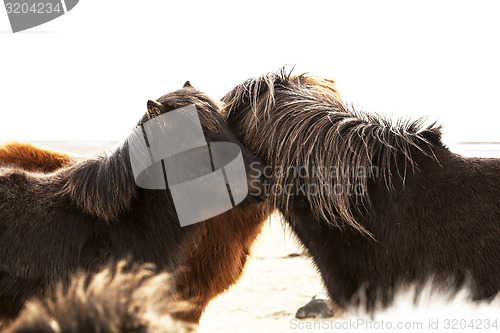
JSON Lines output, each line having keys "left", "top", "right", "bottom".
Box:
{"left": 147, "top": 100, "right": 163, "bottom": 119}
{"left": 183, "top": 81, "right": 193, "bottom": 88}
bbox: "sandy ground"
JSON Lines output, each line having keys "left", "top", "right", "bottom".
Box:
{"left": 199, "top": 219, "right": 326, "bottom": 333}
{"left": 15, "top": 141, "right": 500, "bottom": 332}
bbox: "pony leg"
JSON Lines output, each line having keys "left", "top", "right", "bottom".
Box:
{"left": 0, "top": 142, "right": 72, "bottom": 173}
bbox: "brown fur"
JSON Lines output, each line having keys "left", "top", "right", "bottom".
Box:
{"left": 0, "top": 143, "right": 72, "bottom": 173}
{"left": 173, "top": 204, "right": 272, "bottom": 322}
{"left": 5, "top": 261, "right": 195, "bottom": 333}
{"left": 0, "top": 84, "right": 271, "bottom": 325}
{"left": 223, "top": 68, "right": 500, "bottom": 313}
{"left": 301, "top": 76, "right": 342, "bottom": 104}
{"left": 0, "top": 108, "right": 273, "bottom": 324}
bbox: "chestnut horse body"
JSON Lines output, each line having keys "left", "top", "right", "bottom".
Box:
{"left": 0, "top": 143, "right": 73, "bottom": 173}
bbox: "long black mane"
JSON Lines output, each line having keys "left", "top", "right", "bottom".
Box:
{"left": 222, "top": 68, "right": 500, "bottom": 313}
{"left": 223, "top": 68, "right": 442, "bottom": 233}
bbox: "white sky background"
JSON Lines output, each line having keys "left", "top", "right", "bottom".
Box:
{"left": 0, "top": 0, "right": 499, "bottom": 143}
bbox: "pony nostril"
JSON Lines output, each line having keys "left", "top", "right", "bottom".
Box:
{"left": 246, "top": 172, "right": 268, "bottom": 202}
{"left": 256, "top": 192, "right": 268, "bottom": 202}
{"left": 247, "top": 190, "right": 267, "bottom": 203}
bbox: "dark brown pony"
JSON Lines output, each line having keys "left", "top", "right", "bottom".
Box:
{"left": 222, "top": 69, "right": 500, "bottom": 314}
{"left": 0, "top": 141, "right": 272, "bottom": 324}
{"left": 0, "top": 83, "right": 271, "bottom": 324}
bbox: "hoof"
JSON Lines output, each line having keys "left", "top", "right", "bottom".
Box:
{"left": 295, "top": 296, "right": 333, "bottom": 319}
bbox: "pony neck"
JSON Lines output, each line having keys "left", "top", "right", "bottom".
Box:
{"left": 58, "top": 143, "right": 138, "bottom": 222}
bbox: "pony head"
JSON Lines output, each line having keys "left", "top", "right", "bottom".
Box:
{"left": 140, "top": 81, "right": 268, "bottom": 206}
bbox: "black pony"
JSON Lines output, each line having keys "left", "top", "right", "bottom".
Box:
{"left": 0, "top": 82, "right": 266, "bottom": 323}
{"left": 222, "top": 69, "right": 500, "bottom": 313}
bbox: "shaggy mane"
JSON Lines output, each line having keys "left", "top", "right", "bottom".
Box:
{"left": 222, "top": 68, "right": 443, "bottom": 234}
{"left": 55, "top": 88, "right": 224, "bottom": 223}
